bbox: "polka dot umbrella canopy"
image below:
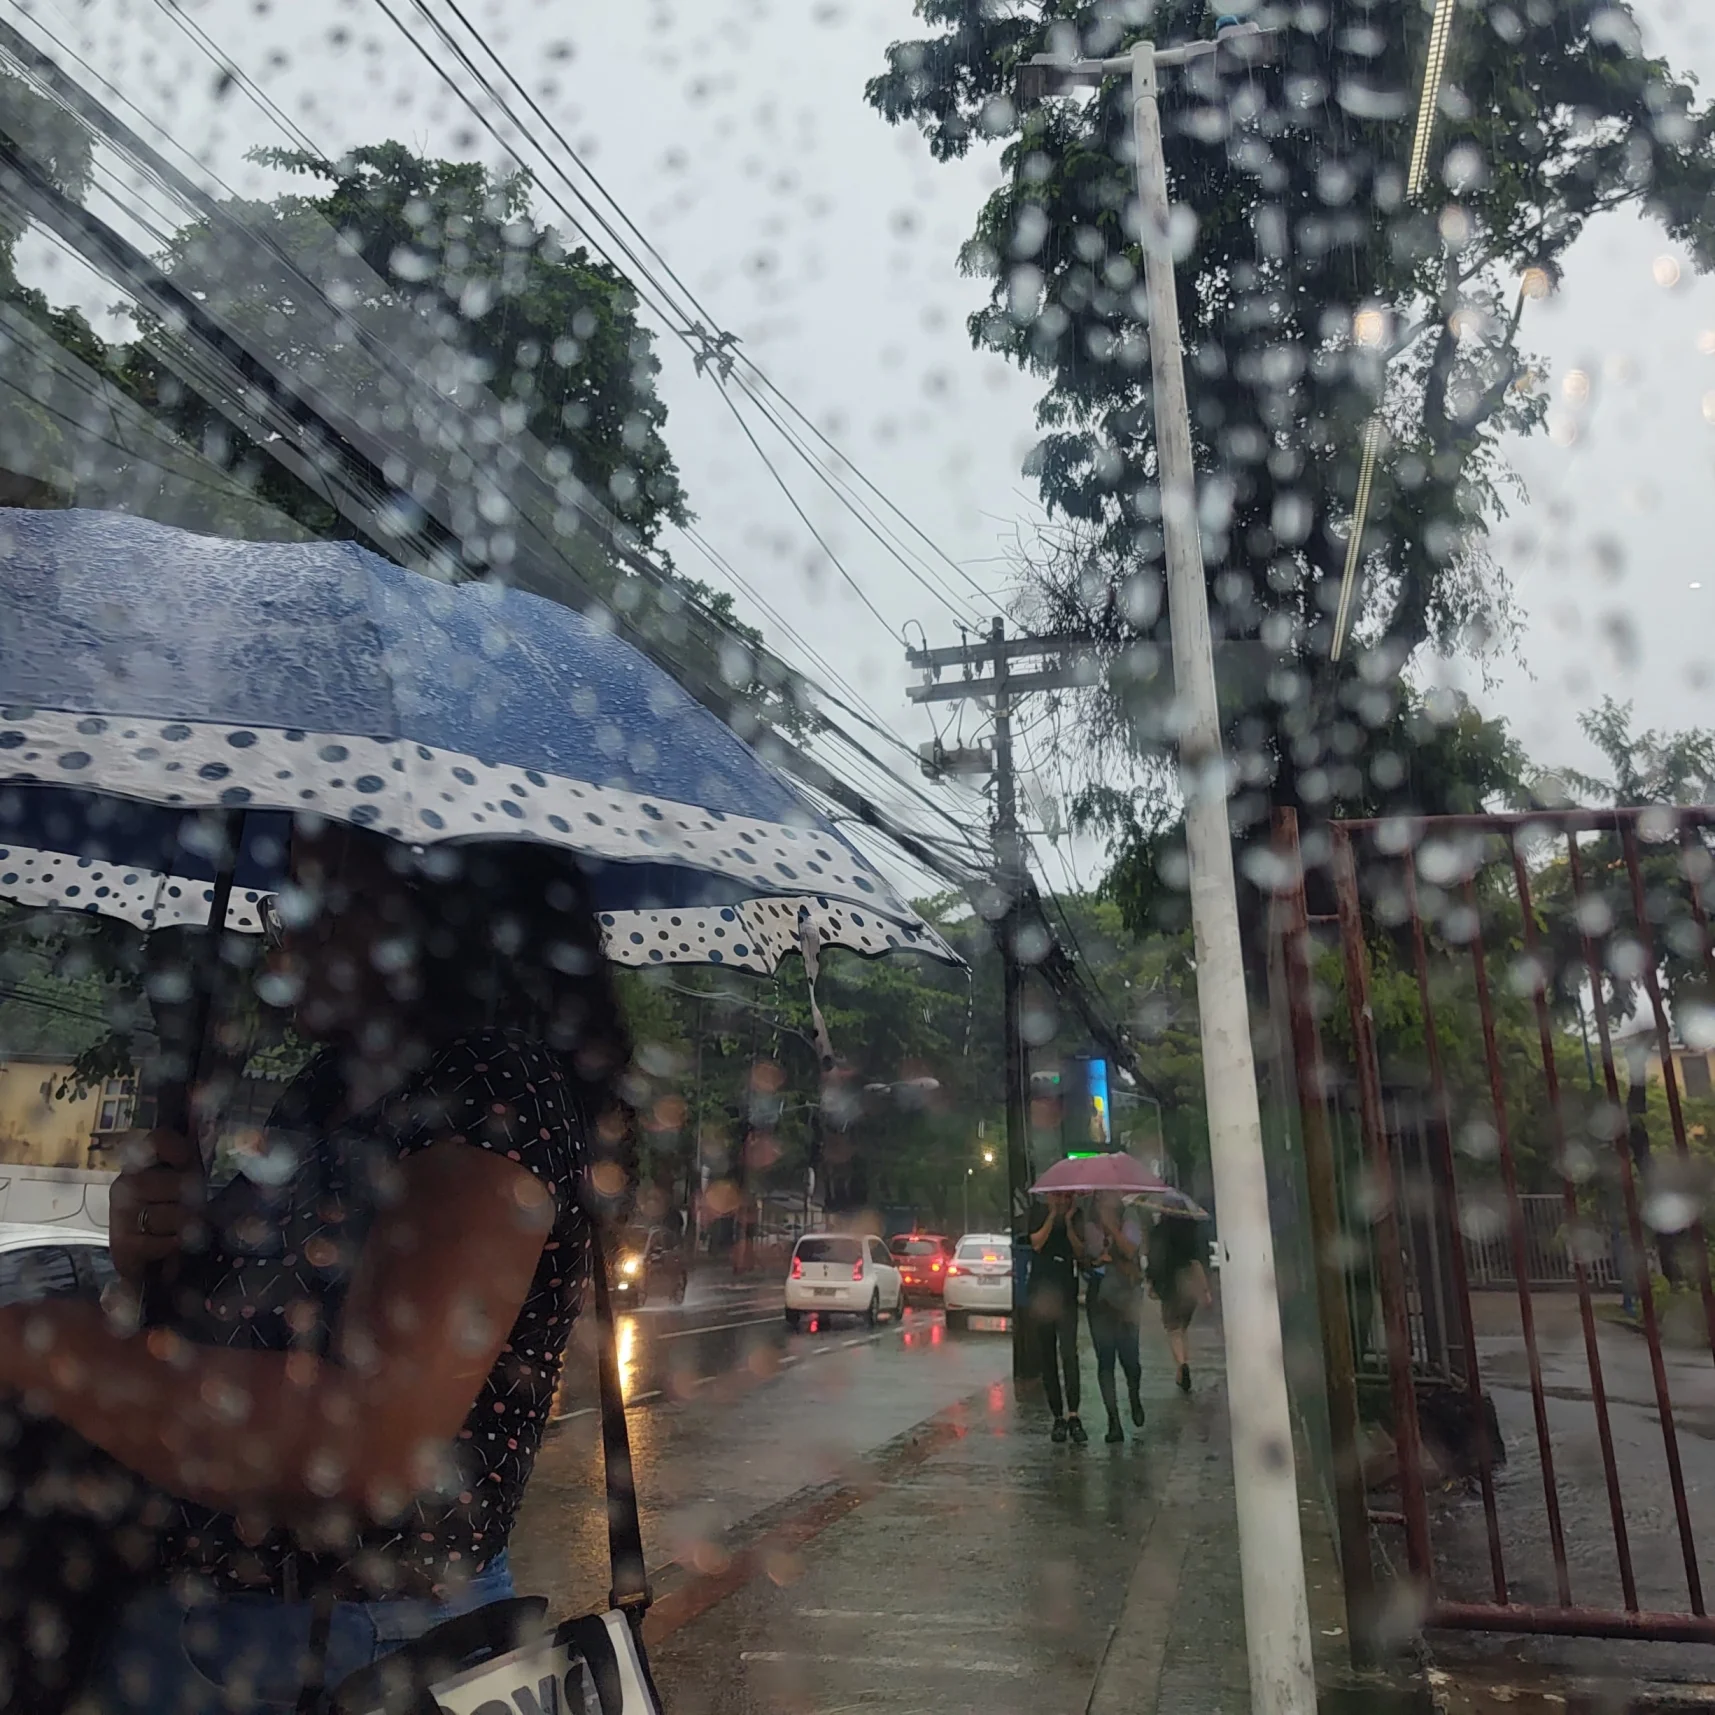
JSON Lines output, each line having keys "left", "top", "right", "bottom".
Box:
{"left": 0, "top": 508, "right": 956, "bottom": 973}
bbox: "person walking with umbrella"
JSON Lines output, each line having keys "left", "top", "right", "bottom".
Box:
{"left": 1082, "top": 1191, "right": 1147, "bottom": 1443}
{"left": 1027, "top": 1191, "right": 1087, "bottom": 1444}
{"left": 1144, "top": 1190, "right": 1214, "bottom": 1394}
{"left": 1029, "top": 1155, "right": 1163, "bottom": 1445}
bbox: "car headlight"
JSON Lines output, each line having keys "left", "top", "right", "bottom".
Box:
{"left": 620, "top": 1254, "right": 642, "bottom": 1277}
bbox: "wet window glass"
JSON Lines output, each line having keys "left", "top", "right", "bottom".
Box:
{"left": 2, "top": 0, "right": 1714, "bottom": 1710}
{"left": 794, "top": 1237, "right": 862, "bottom": 1266}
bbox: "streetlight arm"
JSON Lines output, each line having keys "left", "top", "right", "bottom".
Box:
{"left": 1013, "top": 24, "right": 1277, "bottom": 105}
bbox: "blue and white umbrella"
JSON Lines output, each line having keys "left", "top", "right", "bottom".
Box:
{"left": 0, "top": 508, "right": 955, "bottom": 974}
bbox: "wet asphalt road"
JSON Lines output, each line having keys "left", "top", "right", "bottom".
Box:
{"left": 512, "top": 1274, "right": 1011, "bottom": 1623}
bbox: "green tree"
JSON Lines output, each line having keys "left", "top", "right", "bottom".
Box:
{"left": 122, "top": 143, "right": 687, "bottom": 551}
{"left": 867, "top": 0, "right": 1715, "bottom": 849}
{"left": 0, "top": 71, "right": 133, "bottom": 506}
{"left": 1529, "top": 701, "right": 1715, "bottom": 1280}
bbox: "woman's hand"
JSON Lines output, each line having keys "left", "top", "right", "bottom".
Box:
{"left": 108, "top": 1129, "right": 204, "bottom": 1287}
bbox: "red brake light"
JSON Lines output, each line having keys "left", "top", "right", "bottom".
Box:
{"left": 946, "top": 1263, "right": 960, "bottom": 1277}
{"left": 791, "top": 1255, "right": 803, "bottom": 1279}
{"left": 852, "top": 1258, "right": 865, "bottom": 1281}
{"left": 931, "top": 1259, "right": 942, "bottom": 1271}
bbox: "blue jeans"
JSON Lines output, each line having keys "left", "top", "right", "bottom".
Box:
{"left": 89, "top": 1553, "right": 514, "bottom": 1713}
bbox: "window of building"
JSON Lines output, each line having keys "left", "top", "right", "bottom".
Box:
{"left": 91, "top": 1075, "right": 137, "bottom": 1143}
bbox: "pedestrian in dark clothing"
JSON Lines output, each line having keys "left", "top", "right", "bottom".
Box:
{"left": 1083, "top": 1193, "right": 1146, "bottom": 1443}
{"left": 1147, "top": 1210, "right": 1213, "bottom": 1393}
{"left": 1027, "top": 1192, "right": 1087, "bottom": 1443}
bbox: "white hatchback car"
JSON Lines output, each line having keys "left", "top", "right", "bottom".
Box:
{"left": 784, "top": 1232, "right": 903, "bottom": 1330}
{"left": 943, "top": 1232, "right": 1014, "bottom": 1333}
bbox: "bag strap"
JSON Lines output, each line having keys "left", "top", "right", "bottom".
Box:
{"left": 590, "top": 1224, "right": 651, "bottom": 1618}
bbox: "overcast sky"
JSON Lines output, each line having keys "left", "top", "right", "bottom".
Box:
{"left": 12, "top": 0, "right": 1715, "bottom": 885}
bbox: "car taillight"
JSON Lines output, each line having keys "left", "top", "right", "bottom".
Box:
{"left": 946, "top": 1263, "right": 960, "bottom": 1277}
{"left": 852, "top": 1259, "right": 865, "bottom": 1281}
{"left": 791, "top": 1255, "right": 803, "bottom": 1279}
{"left": 931, "top": 1259, "right": 943, "bottom": 1272}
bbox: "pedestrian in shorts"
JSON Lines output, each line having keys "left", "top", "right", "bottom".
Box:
{"left": 1146, "top": 1208, "right": 1212, "bottom": 1393}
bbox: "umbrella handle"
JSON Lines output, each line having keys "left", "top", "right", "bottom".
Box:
{"left": 140, "top": 817, "right": 243, "bottom": 1328}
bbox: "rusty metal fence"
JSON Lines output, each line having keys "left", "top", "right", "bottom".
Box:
{"left": 1274, "top": 804, "right": 1715, "bottom": 1649}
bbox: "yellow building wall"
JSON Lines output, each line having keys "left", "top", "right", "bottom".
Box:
{"left": 0, "top": 1060, "right": 101, "bottom": 1168}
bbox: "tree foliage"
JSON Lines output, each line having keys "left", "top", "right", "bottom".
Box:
{"left": 868, "top": 0, "right": 1715, "bottom": 861}
{"left": 118, "top": 143, "right": 688, "bottom": 551}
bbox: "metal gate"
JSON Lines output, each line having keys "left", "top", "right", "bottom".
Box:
{"left": 1274, "top": 805, "right": 1715, "bottom": 1646}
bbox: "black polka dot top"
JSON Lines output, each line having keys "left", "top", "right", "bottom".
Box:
{"left": 159, "top": 1028, "right": 591, "bottom": 1599}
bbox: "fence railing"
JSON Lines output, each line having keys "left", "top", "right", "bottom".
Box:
{"left": 1462, "top": 1192, "right": 1619, "bottom": 1290}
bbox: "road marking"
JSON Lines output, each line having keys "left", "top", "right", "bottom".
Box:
{"left": 791, "top": 1609, "right": 1014, "bottom": 1629}
{"left": 738, "top": 1652, "right": 1025, "bottom": 1676}
{"left": 552, "top": 1317, "right": 904, "bottom": 1421}
{"left": 656, "top": 1314, "right": 784, "bottom": 1342}
{"left": 550, "top": 1388, "right": 661, "bottom": 1424}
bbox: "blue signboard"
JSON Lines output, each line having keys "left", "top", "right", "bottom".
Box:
{"left": 1061, "top": 1055, "right": 1112, "bottom": 1152}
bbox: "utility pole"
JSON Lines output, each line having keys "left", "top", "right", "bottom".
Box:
{"left": 907, "top": 619, "right": 1094, "bottom": 1378}
{"left": 1018, "top": 25, "right": 1316, "bottom": 1715}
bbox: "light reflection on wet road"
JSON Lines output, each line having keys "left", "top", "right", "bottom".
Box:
{"left": 514, "top": 1285, "right": 1011, "bottom": 1622}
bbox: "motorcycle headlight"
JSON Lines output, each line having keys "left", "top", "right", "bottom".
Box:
{"left": 620, "top": 1254, "right": 642, "bottom": 1277}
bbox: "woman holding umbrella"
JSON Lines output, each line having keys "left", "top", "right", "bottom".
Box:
{"left": 1082, "top": 1192, "right": 1147, "bottom": 1443}
{"left": 0, "top": 826, "right": 633, "bottom": 1710}
{"left": 0, "top": 509, "right": 959, "bottom": 1711}
{"left": 1028, "top": 1154, "right": 1163, "bottom": 1446}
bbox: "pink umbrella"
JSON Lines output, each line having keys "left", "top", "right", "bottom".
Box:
{"left": 1029, "top": 1153, "right": 1168, "bottom": 1196}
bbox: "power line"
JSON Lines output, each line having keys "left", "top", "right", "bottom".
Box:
{"left": 677, "top": 522, "right": 957, "bottom": 778}
{"left": 148, "top": 0, "right": 325, "bottom": 163}
{"left": 407, "top": 0, "right": 1005, "bottom": 623}
{"left": 114, "top": 0, "right": 999, "bottom": 727}
{"left": 353, "top": 0, "right": 949, "bottom": 641}
{"left": 373, "top": 0, "right": 994, "bottom": 629}
{"left": 724, "top": 371, "right": 975, "bottom": 622}
{"left": 706, "top": 380, "right": 909, "bottom": 639}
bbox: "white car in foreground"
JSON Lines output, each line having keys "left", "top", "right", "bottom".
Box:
{"left": 943, "top": 1233, "right": 1014, "bottom": 1333}
{"left": 784, "top": 1232, "right": 903, "bottom": 1329}
{"left": 0, "top": 1222, "right": 116, "bottom": 1307}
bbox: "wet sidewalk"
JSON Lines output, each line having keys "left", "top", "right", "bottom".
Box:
{"left": 614, "top": 1316, "right": 1395, "bottom": 1715}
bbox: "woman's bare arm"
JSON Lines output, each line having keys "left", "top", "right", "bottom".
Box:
{"left": 0, "top": 1140, "right": 552, "bottom": 1527}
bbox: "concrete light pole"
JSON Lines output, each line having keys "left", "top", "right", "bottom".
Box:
{"left": 1018, "top": 27, "right": 1317, "bottom": 1715}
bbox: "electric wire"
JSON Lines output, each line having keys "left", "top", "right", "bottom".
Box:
{"left": 148, "top": 0, "right": 326, "bottom": 164}
{"left": 359, "top": 0, "right": 963, "bottom": 640}
{"left": 723, "top": 371, "right": 971, "bottom": 623}
{"left": 401, "top": 0, "right": 1004, "bottom": 621}
{"left": 677, "top": 522, "right": 952, "bottom": 774}
{"left": 99, "top": 1, "right": 1000, "bottom": 764}
{"left": 706, "top": 380, "right": 911, "bottom": 639}
{"left": 5, "top": 8, "right": 1001, "bottom": 903}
